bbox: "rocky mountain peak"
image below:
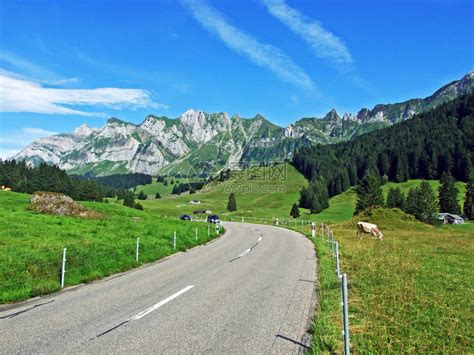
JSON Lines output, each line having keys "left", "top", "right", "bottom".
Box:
{"left": 179, "top": 109, "right": 207, "bottom": 126}
{"left": 106, "top": 117, "right": 131, "bottom": 126}
{"left": 74, "top": 124, "right": 94, "bottom": 137}
{"left": 324, "top": 109, "right": 341, "bottom": 121}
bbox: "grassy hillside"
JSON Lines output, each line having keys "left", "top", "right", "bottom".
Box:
{"left": 310, "top": 208, "right": 473, "bottom": 352}
{"left": 141, "top": 164, "right": 310, "bottom": 219}
{"left": 133, "top": 180, "right": 174, "bottom": 197}
{"left": 133, "top": 178, "right": 202, "bottom": 198}
{"left": 143, "top": 168, "right": 467, "bottom": 225}
{"left": 0, "top": 191, "right": 219, "bottom": 303}
{"left": 315, "top": 180, "right": 467, "bottom": 223}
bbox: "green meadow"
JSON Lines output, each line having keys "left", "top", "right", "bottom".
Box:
{"left": 308, "top": 209, "right": 473, "bottom": 353}
{"left": 0, "top": 191, "right": 218, "bottom": 303}
{"left": 140, "top": 164, "right": 310, "bottom": 219}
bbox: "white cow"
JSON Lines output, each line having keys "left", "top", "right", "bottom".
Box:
{"left": 357, "top": 222, "right": 384, "bottom": 240}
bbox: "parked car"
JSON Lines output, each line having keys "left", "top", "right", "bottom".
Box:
{"left": 180, "top": 214, "right": 192, "bottom": 221}
{"left": 207, "top": 215, "right": 221, "bottom": 224}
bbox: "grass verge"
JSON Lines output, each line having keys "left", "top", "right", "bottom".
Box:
{"left": 328, "top": 208, "right": 473, "bottom": 352}
{"left": 309, "top": 237, "right": 342, "bottom": 353}
{"left": 243, "top": 212, "right": 473, "bottom": 352}
{"left": 0, "top": 191, "right": 220, "bottom": 304}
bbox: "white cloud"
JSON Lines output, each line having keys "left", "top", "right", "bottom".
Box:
{"left": 0, "top": 70, "right": 167, "bottom": 116}
{"left": 261, "top": 0, "right": 353, "bottom": 68}
{"left": 182, "top": 0, "right": 315, "bottom": 90}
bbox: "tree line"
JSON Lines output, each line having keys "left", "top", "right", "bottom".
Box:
{"left": 75, "top": 172, "right": 152, "bottom": 190}
{"left": 0, "top": 160, "right": 103, "bottom": 201}
{"left": 355, "top": 170, "right": 474, "bottom": 223}
{"left": 0, "top": 160, "right": 151, "bottom": 210}
{"left": 171, "top": 181, "right": 207, "bottom": 195}
{"left": 293, "top": 93, "right": 474, "bottom": 214}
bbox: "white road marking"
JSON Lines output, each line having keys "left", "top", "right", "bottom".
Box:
{"left": 231, "top": 235, "right": 263, "bottom": 261}
{"left": 129, "top": 285, "right": 194, "bottom": 321}
{"left": 237, "top": 248, "right": 252, "bottom": 258}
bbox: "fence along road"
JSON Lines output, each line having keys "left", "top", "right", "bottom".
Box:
{"left": 0, "top": 222, "right": 316, "bottom": 353}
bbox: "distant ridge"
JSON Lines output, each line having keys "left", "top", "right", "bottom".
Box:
{"left": 12, "top": 72, "right": 474, "bottom": 176}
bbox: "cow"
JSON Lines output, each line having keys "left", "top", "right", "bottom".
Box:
{"left": 357, "top": 222, "right": 384, "bottom": 240}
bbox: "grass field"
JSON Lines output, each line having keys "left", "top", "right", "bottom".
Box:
{"left": 141, "top": 164, "right": 310, "bottom": 219}
{"left": 141, "top": 164, "right": 467, "bottom": 225}
{"left": 0, "top": 191, "right": 219, "bottom": 303}
{"left": 133, "top": 180, "right": 174, "bottom": 197}
{"left": 308, "top": 208, "right": 473, "bottom": 353}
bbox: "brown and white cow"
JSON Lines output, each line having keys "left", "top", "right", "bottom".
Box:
{"left": 357, "top": 222, "right": 384, "bottom": 240}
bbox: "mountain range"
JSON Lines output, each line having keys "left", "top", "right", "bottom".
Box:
{"left": 12, "top": 71, "right": 474, "bottom": 176}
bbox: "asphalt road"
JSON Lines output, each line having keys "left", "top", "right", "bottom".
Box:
{"left": 0, "top": 222, "right": 316, "bottom": 354}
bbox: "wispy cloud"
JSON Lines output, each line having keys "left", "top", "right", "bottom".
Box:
{"left": 182, "top": 0, "right": 315, "bottom": 91}
{"left": 47, "top": 77, "right": 81, "bottom": 86}
{"left": 0, "top": 51, "right": 60, "bottom": 79}
{"left": 0, "top": 70, "right": 167, "bottom": 116}
{"left": 261, "top": 0, "right": 353, "bottom": 68}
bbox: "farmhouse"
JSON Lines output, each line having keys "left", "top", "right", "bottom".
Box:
{"left": 438, "top": 213, "right": 464, "bottom": 225}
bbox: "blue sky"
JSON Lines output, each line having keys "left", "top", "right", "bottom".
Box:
{"left": 0, "top": 0, "right": 472, "bottom": 158}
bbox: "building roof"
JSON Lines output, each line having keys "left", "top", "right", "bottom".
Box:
{"left": 438, "top": 213, "right": 464, "bottom": 220}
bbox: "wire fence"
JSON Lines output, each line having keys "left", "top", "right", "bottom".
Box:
{"left": 214, "top": 215, "right": 351, "bottom": 354}
{"left": 2, "top": 215, "right": 349, "bottom": 351}
{"left": 0, "top": 222, "right": 223, "bottom": 304}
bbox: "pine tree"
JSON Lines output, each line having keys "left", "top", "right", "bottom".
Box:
{"left": 404, "top": 187, "right": 419, "bottom": 216}
{"left": 171, "top": 184, "right": 179, "bottom": 195}
{"left": 137, "top": 190, "right": 147, "bottom": 200}
{"left": 387, "top": 187, "right": 405, "bottom": 209}
{"left": 155, "top": 192, "right": 161, "bottom": 199}
{"left": 299, "top": 186, "right": 310, "bottom": 208}
{"left": 227, "top": 193, "right": 237, "bottom": 212}
{"left": 354, "top": 171, "right": 384, "bottom": 214}
{"left": 123, "top": 192, "right": 135, "bottom": 208}
{"left": 290, "top": 203, "right": 300, "bottom": 218}
{"left": 439, "top": 172, "right": 461, "bottom": 214}
{"left": 418, "top": 181, "right": 439, "bottom": 224}
{"left": 164, "top": 179, "right": 168, "bottom": 186}
{"left": 463, "top": 173, "right": 474, "bottom": 219}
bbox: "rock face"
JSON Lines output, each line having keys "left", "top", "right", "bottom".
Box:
{"left": 29, "top": 192, "right": 100, "bottom": 218}
{"left": 11, "top": 72, "right": 474, "bottom": 176}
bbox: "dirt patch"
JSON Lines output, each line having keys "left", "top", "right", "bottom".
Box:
{"left": 29, "top": 192, "right": 101, "bottom": 219}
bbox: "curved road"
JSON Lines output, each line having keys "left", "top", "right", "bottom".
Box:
{"left": 0, "top": 222, "right": 316, "bottom": 353}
